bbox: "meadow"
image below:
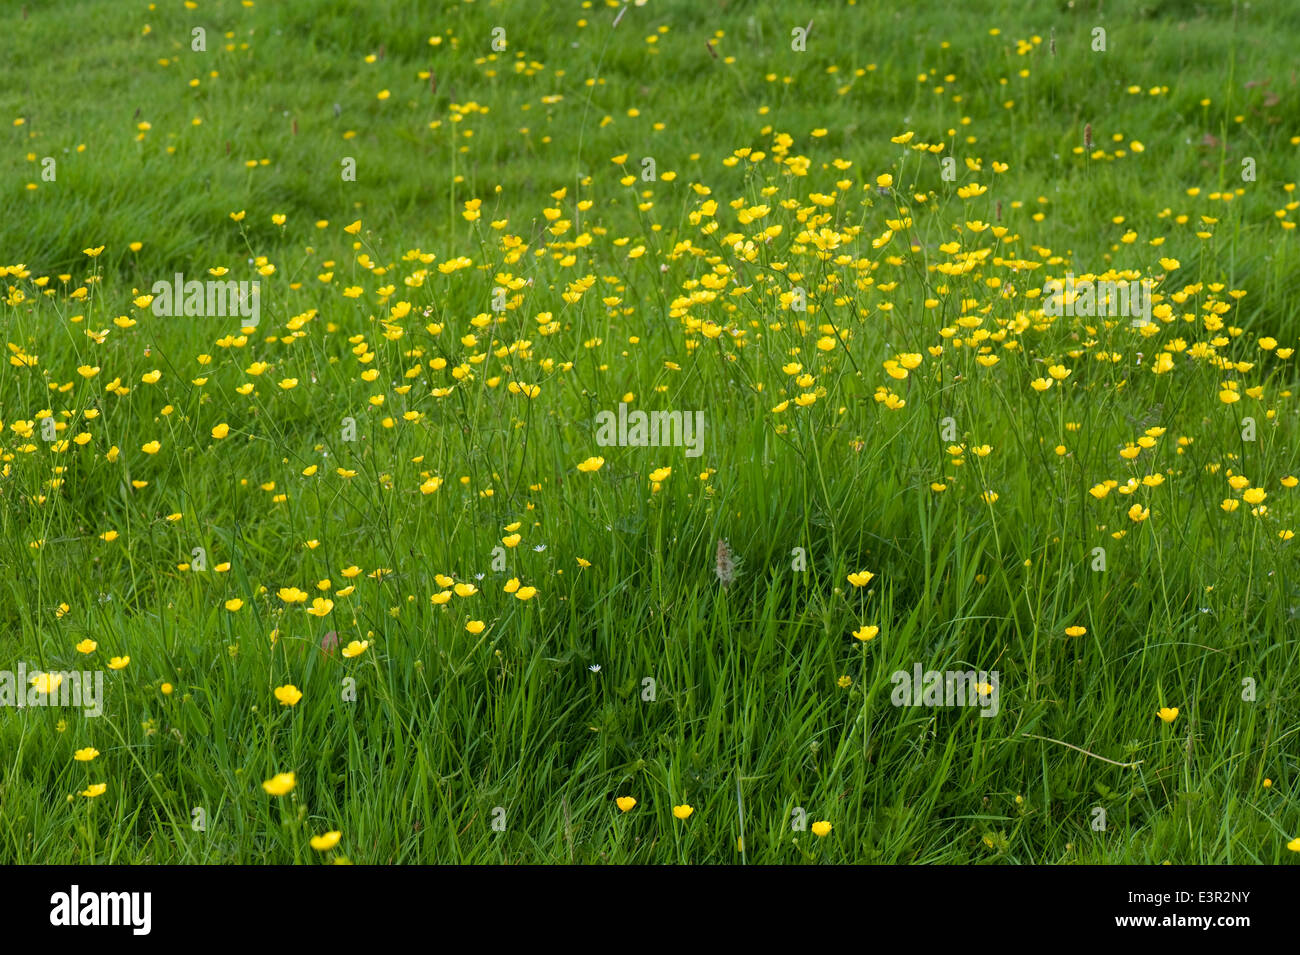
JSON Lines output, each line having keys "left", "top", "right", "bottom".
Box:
{"left": 1, "top": 0, "right": 1299, "bottom": 864}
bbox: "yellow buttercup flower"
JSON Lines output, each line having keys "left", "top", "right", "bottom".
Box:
{"left": 811, "top": 820, "right": 832, "bottom": 837}
{"left": 30, "top": 672, "right": 63, "bottom": 694}
{"left": 310, "top": 831, "right": 342, "bottom": 851}
{"left": 672, "top": 804, "right": 694, "bottom": 820}
{"left": 307, "top": 597, "right": 334, "bottom": 617}
{"left": 341, "top": 640, "right": 369, "bottom": 658}
{"left": 262, "top": 772, "right": 296, "bottom": 796}
{"left": 274, "top": 684, "right": 303, "bottom": 706}
{"left": 616, "top": 796, "right": 637, "bottom": 812}
{"left": 1157, "top": 707, "right": 1179, "bottom": 724}
{"left": 74, "top": 747, "right": 99, "bottom": 762}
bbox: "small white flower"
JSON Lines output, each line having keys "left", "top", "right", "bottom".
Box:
{"left": 533, "top": 544, "right": 547, "bottom": 552}
{"left": 588, "top": 664, "right": 601, "bottom": 673}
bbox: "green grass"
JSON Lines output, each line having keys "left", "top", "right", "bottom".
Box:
{"left": 1, "top": 0, "right": 1299, "bottom": 863}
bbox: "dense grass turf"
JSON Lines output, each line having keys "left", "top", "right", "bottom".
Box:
{"left": 2, "top": 0, "right": 1299, "bottom": 863}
